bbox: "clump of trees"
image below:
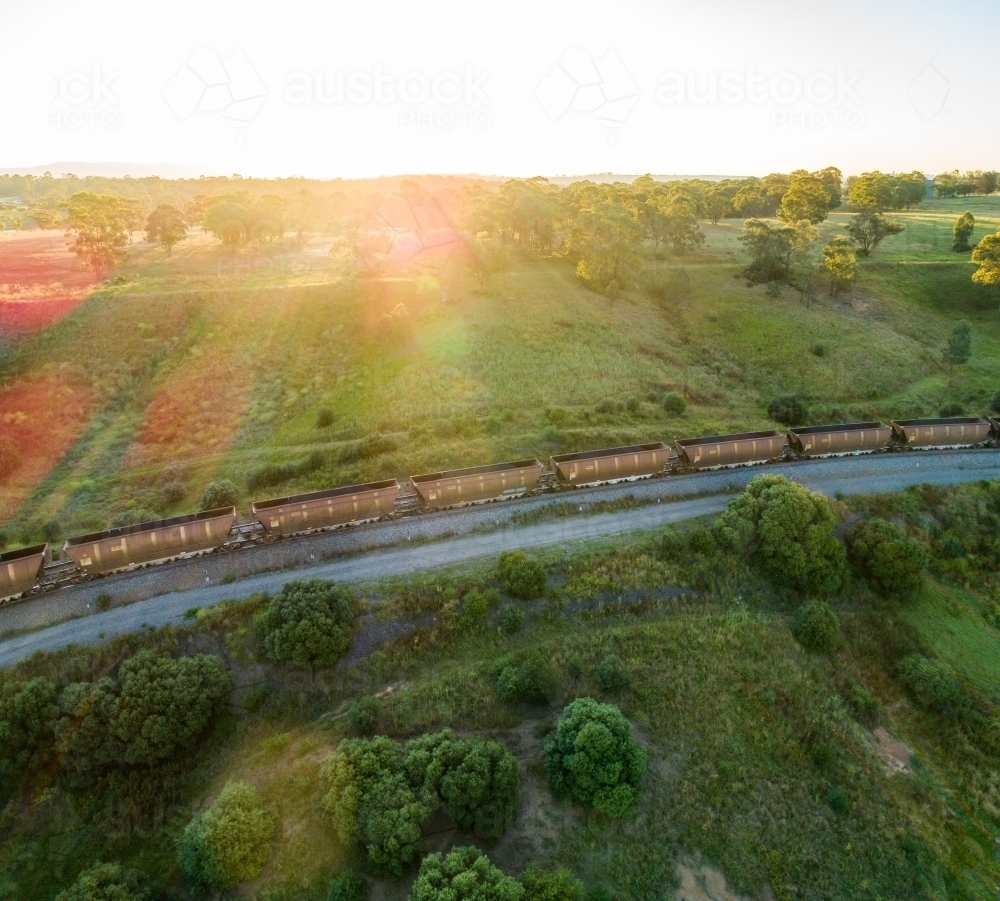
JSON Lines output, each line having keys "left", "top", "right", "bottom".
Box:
{"left": 932, "top": 170, "right": 998, "bottom": 198}
{"left": 846, "top": 517, "right": 927, "bottom": 598}
{"left": 320, "top": 731, "right": 520, "bottom": 874}
{"left": 0, "top": 675, "right": 56, "bottom": 794}
{"left": 714, "top": 474, "right": 847, "bottom": 595}
{"left": 498, "top": 551, "right": 546, "bottom": 600}
{"left": 543, "top": 698, "right": 647, "bottom": 817}
{"left": 144, "top": 203, "right": 187, "bottom": 254}
{"left": 66, "top": 192, "right": 144, "bottom": 279}
{"left": 409, "top": 846, "right": 523, "bottom": 901}
{"left": 178, "top": 781, "right": 276, "bottom": 891}
{"left": 258, "top": 579, "right": 355, "bottom": 670}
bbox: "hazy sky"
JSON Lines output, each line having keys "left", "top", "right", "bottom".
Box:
{"left": 4, "top": 0, "right": 999, "bottom": 179}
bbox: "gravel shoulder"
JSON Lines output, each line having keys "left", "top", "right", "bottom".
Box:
{"left": 1, "top": 448, "right": 997, "bottom": 668}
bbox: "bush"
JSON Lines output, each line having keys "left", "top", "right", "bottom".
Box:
{"left": 494, "top": 652, "right": 557, "bottom": 704}
{"left": 714, "top": 475, "right": 847, "bottom": 594}
{"left": 460, "top": 589, "right": 491, "bottom": 633}
{"left": 404, "top": 730, "right": 520, "bottom": 840}
{"left": 410, "top": 846, "right": 523, "bottom": 901}
{"left": 847, "top": 683, "right": 881, "bottom": 726}
{"left": 348, "top": 695, "right": 381, "bottom": 735}
{"left": 0, "top": 435, "right": 22, "bottom": 480}
{"left": 328, "top": 872, "right": 369, "bottom": 901}
{"left": 54, "top": 863, "right": 149, "bottom": 901}
{"left": 544, "top": 698, "right": 647, "bottom": 817}
{"left": 661, "top": 391, "right": 687, "bottom": 415}
{"left": 767, "top": 394, "right": 808, "bottom": 426}
{"left": 56, "top": 651, "right": 232, "bottom": 787}
{"left": 160, "top": 480, "right": 186, "bottom": 507}
{"left": 200, "top": 478, "right": 239, "bottom": 510}
{"left": 498, "top": 551, "right": 546, "bottom": 600}
{"left": 596, "top": 654, "right": 632, "bottom": 691}
{"left": 939, "top": 402, "right": 965, "bottom": 417}
{"left": 178, "top": 781, "right": 276, "bottom": 891}
{"left": 109, "top": 508, "right": 160, "bottom": 529}
{"left": 316, "top": 407, "right": 335, "bottom": 429}
{"left": 791, "top": 600, "right": 840, "bottom": 652}
{"left": 991, "top": 388, "right": 1000, "bottom": 415}
{"left": 898, "top": 655, "right": 965, "bottom": 713}
{"left": 846, "top": 517, "right": 927, "bottom": 598}
{"left": 500, "top": 605, "right": 525, "bottom": 634}
{"left": 95, "top": 592, "right": 112, "bottom": 611}
{"left": 259, "top": 579, "right": 354, "bottom": 669}
{"left": 521, "top": 866, "right": 584, "bottom": 901}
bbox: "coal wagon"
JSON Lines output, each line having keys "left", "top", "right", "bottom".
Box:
{"left": 890, "top": 417, "right": 992, "bottom": 449}
{"left": 253, "top": 479, "right": 399, "bottom": 537}
{"left": 675, "top": 430, "right": 785, "bottom": 470}
{"left": 0, "top": 544, "right": 47, "bottom": 602}
{"left": 787, "top": 422, "right": 892, "bottom": 457}
{"left": 410, "top": 459, "right": 543, "bottom": 507}
{"left": 550, "top": 443, "right": 670, "bottom": 486}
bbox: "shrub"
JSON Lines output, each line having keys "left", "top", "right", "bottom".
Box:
{"left": 54, "top": 863, "right": 149, "bottom": 901}
{"left": 661, "top": 391, "right": 687, "bottom": 415}
{"left": 410, "top": 846, "right": 523, "bottom": 901}
{"left": 847, "top": 683, "right": 881, "bottom": 726}
{"left": 500, "top": 605, "right": 525, "bottom": 634}
{"left": 316, "top": 407, "right": 335, "bottom": 429}
{"left": 596, "top": 654, "right": 632, "bottom": 691}
{"left": 160, "top": 480, "right": 186, "bottom": 507}
{"left": 898, "top": 655, "right": 965, "bottom": 713}
{"left": 95, "top": 592, "right": 112, "bottom": 611}
{"left": 846, "top": 517, "right": 927, "bottom": 598}
{"left": 348, "top": 695, "right": 381, "bottom": 735}
{"left": 624, "top": 397, "right": 641, "bottom": 416}
{"left": 714, "top": 475, "right": 846, "bottom": 594}
{"left": 498, "top": 551, "right": 546, "bottom": 600}
{"left": 791, "top": 600, "right": 840, "bottom": 652}
{"left": 521, "top": 866, "right": 584, "bottom": 901}
{"left": 56, "top": 651, "right": 232, "bottom": 787}
{"left": 460, "top": 589, "right": 491, "bottom": 632}
{"left": 259, "top": 579, "right": 354, "bottom": 669}
{"left": 767, "top": 395, "right": 808, "bottom": 426}
{"left": 939, "top": 402, "right": 965, "bottom": 417}
{"left": 494, "top": 653, "right": 557, "bottom": 704}
{"left": 404, "top": 730, "right": 520, "bottom": 840}
{"left": 811, "top": 343, "right": 827, "bottom": 358}
{"left": 328, "top": 873, "right": 369, "bottom": 901}
{"left": 543, "top": 698, "right": 647, "bottom": 817}
{"left": 109, "top": 508, "right": 160, "bottom": 529}
{"left": 765, "top": 280, "right": 782, "bottom": 298}
{"left": 0, "top": 435, "right": 22, "bottom": 480}
{"left": 200, "top": 478, "right": 239, "bottom": 510}
{"left": 991, "top": 388, "right": 1000, "bottom": 415}
{"left": 178, "top": 781, "right": 276, "bottom": 891}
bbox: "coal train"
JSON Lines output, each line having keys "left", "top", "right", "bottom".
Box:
{"left": 2, "top": 415, "right": 999, "bottom": 604}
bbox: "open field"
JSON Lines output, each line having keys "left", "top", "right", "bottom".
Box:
{"left": 0, "top": 192, "right": 998, "bottom": 550}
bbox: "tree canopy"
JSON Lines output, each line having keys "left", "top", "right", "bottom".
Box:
{"left": 409, "top": 846, "right": 524, "bottom": 901}
{"left": 144, "top": 203, "right": 187, "bottom": 253}
{"left": 952, "top": 212, "right": 975, "bottom": 252}
{"left": 714, "top": 474, "right": 847, "bottom": 594}
{"left": 543, "top": 697, "right": 647, "bottom": 817}
{"left": 178, "top": 781, "right": 276, "bottom": 891}
{"left": 259, "top": 579, "right": 355, "bottom": 669}
{"left": 0, "top": 676, "right": 56, "bottom": 793}
{"left": 823, "top": 237, "right": 856, "bottom": 296}
{"left": 845, "top": 209, "right": 904, "bottom": 256}
{"left": 66, "top": 192, "right": 144, "bottom": 279}
{"left": 846, "top": 517, "right": 927, "bottom": 598}
{"left": 54, "top": 863, "right": 149, "bottom": 901}
{"left": 971, "top": 233, "right": 1000, "bottom": 288}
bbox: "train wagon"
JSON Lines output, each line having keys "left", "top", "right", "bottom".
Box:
{"left": 890, "top": 417, "right": 992, "bottom": 449}
{"left": 0, "top": 544, "right": 47, "bottom": 602}
{"left": 675, "top": 430, "right": 785, "bottom": 470}
{"left": 787, "top": 422, "right": 892, "bottom": 457}
{"left": 63, "top": 507, "right": 237, "bottom": 575}
{"left": 550, "top": 443, "right": 670, "bottom": 486}
{"left": 253, "top": 479, "right": 400, "bottom": 537}
{"left": 410, "top": 459, "right": 544, "bottom": 507}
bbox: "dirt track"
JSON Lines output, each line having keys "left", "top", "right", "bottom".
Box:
{"left": 1, "top": 448, "right": 998, "bottom": 668}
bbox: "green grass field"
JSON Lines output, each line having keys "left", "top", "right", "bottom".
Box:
{"left": 2, "top": 194, "right": 999, "bottom": 543}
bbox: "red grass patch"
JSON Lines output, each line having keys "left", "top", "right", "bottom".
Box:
{"left": 0, "top": 374, "right": 92, "bottom": 524}
{"left": 0, "top": 231, "right": 97, "bottom": 334}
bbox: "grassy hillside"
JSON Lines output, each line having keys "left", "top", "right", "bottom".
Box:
{"left": 1, "top": 193, "right": 999, "bottom": 545}
{"left": 3, "top": 479, "right": 1000, "bottom": 900}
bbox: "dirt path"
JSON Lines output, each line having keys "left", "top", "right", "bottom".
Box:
{"left": 1, "top": 448, "right": 998, "bottom": 668}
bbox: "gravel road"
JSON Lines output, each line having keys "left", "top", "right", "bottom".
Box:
{"left": 1, "top": 448, "right": 997, "bottom": 667}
